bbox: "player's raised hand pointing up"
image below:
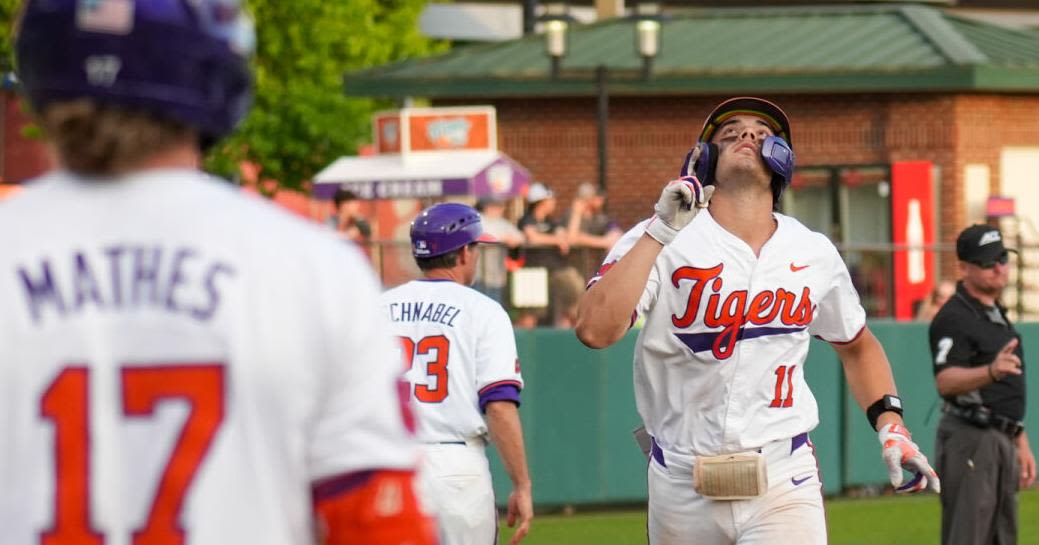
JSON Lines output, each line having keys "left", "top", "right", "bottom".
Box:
{"left": 646, "top": 173, "right": 714, "bottom": 246}
{"left": 989, "top": 338, "right": 1022, "bottom": 382}
{"left": 646, "top": 144, "right": 717, "bottom": 246}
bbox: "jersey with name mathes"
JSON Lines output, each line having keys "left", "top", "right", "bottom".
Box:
{"left": 382, "top": 280, "right": 523, "bottom": 443}
{"left": 0, "top": 170, "right": 417, "bottom": 545}
{"left": 590, "top": 210, "right": 865, "bottom": 456}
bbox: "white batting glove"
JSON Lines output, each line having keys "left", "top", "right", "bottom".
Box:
{"left": 878, "top": 423, "right": 940, "bottom": 493}
{"left": 645, "top": 176, "right": 714, "bottom": 245}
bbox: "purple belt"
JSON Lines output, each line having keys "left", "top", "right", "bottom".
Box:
{"left": 650, "top": 432, "right": 810, "bottom": 468}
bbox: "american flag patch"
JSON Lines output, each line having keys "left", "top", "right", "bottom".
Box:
{"left": 77, "top": 0, "right": 135, "bottom": 35}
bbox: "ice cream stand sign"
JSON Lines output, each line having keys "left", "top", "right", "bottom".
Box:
{"left": 373, "top": 106, "right": 497, "bottom": 157}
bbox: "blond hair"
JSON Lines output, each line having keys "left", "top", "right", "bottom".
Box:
{"left": 39, "top": 99, "right": 196, "bottom": 176}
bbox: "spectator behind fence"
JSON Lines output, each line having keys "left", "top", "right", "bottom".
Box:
{"left": 916, "top": 280, "right": 956, "bottom": 321}
{"left": 515, "top": 182, "right": 571, "bottom": 327}
{"left": 562, "top": 183, "right": 624, "bottom": 296}
{"left": 564, "top": 182, "right": 623, "bottom": 251}
{"left": 475, "top": 195, "right": 525, "bottom": 305}
{"left": 330, "top": 188, "right": 372, "bottom": 244}
{"left": 518, "top": 182, "right": 569, "bottom": 266}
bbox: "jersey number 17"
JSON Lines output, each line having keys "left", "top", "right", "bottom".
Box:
{"left": 40, "top": 364, "right": 224, "bottom": 545}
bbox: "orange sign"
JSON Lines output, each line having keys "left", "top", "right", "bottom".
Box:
{"left": 375, "top": 114, "right": 402, "bottom": 154}
{"left": 371, "top": 107, "right": 497, "bottom": 156}
{"left": 408, "top": 112, "right": 492, "bottom": 152}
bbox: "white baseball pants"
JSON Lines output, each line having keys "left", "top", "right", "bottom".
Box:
{"left": 418, "top": 440, "right": 497, "bottom": 545}
{"left": 647, "top": 433, "right": 827, "bottom": 545}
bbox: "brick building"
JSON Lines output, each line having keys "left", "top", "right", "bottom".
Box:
{"left": 1, "top": 89, "right": 52, "bottom": 186}
{"left": 346, "top": 3, "right": 1039, "bottom": 318}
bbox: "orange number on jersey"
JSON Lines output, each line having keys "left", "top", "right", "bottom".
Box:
{"left": 398, "top": 335, "right": 450, "bottom": 403}
{"left": 398, "top": 337, "right": 416, "bottom": 372}
{"left": 41, "top": 368, "right": 104, "bottom": 545}
{"left": 769, "top": 364, "right": 796, "bottom": 408}
{"left": 122, "top": 366, "right": 225, "bottom": 545}
{"left": 40, "top": 365, "right": 225, "bottom": 545}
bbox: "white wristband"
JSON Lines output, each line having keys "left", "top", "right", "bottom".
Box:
{"left": 645, "top": 217, "right": 680, "bottom": 246}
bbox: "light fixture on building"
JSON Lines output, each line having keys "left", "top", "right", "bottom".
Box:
{"left": 541, "top": 3, "right": 572, "bottom": 80}
{"left": 632, "top": 1, "right": 663, "bottom": 80}
{"left": 538, "top": 1, "right": 667, "bottom": 192}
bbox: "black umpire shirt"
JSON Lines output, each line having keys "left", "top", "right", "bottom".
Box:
{"left": 929, "top": 281, "right": 1026, "bottom": 421}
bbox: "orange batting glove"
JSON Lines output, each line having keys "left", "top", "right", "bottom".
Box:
{"left": 878, "top": 423, "right": 941, "bottom": 493}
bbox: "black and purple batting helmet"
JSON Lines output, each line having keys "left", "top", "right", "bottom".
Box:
{"left": 410, "top": 203, "right": 498, "bottom": 258}
{"left": 697, "top": 97, "right": 792, "bottom": 145}
{"left": 682, "top": 97, "right": 796, "bottom": 208}
{"left": 15, "top": 0, "right": 254, "bottom": 143}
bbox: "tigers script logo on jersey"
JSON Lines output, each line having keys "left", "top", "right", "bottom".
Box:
{"left": 669, "top": 264, "right": 814, "bottom": 360}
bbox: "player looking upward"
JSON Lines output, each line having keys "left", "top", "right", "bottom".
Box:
{"left": 382, "top": 203, "right": 533, "bottom": 545}
{"left": 2, "top": 2, "right": 435, "bottom": 544}
{"left": 575, "top": 97, "right": 940, "bottom": 545}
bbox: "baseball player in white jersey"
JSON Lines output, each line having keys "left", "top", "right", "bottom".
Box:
{"left": 2, "top": 2, "right": 436, "bottom": 545}
{"left": 575, "top": 97, "right": 941, "bottom": 545}
{"left": 382, "top": 203, "right": 533, "bottom": 545}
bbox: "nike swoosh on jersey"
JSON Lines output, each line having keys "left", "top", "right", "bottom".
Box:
{"left": 674, "top": 326, "right": 806, "bottom": 354}
{"left": 790, "top": 263, "right": 810, "bottom": 272}
{"left": 791, "top": 475, "right": 813, "bottom": 486}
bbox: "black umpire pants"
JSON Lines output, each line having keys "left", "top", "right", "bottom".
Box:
{"left": 935, "top": 414, "right": 1019, "bottom": 545}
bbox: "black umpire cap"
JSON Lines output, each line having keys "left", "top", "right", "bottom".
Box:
{"left": 956, "top": 224, "right": 1015, "bottom": 266}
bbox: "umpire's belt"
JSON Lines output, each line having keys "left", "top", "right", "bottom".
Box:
{"left": 942, "top": 403, "right": 1023, "bottom": 437}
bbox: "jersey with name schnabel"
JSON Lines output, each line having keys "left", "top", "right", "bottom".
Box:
{"left": 591, "top": 210, "right": 865, "bottom": 456}
{"left": 382, "top": 280, "right": 523, "bottom": 443}
{"left": 929, "top": 282, "right": 1025, "bottom": 421}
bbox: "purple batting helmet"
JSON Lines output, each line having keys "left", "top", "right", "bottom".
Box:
{"left": 411, "top": 203, "right": 498, "bottom": 258}
{"left": 14, "top": 0, "right": 255, "bottom": 143}
{"left": 680, "top": 97, "right": 795, "bottom": 208}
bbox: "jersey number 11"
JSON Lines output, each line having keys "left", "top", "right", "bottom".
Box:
{"left": 770, "top": 364, "right": 796, "bottom": 408}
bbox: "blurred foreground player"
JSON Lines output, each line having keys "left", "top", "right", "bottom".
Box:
{"left": 2, "top": 2, "right": 435, "bottom": 544}
{"left": 383, "top": 203, "right": 533, "bottom": 545}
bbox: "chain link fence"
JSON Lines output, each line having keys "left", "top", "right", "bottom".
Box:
{"left": 361, "top": 239, "right": 1039, "bottom": 323}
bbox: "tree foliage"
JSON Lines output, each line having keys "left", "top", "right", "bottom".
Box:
{"left": 206, "top": 0, "right": 446, "bottom": 189}
{"left": 0, "top": 0, "right": 21, "bottom": 73}
{"left": 0, "top": 1, "right": 436, "bottom": 187}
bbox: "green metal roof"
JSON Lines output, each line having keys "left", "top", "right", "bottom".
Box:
{"left": 345, "top": 4, "right": 1039, "bottom": 97}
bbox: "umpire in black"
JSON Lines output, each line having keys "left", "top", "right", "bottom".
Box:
{"left": 929, "top": 224, "right": 1036, "bottom": 545}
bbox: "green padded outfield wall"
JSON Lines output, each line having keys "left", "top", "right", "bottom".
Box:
{"left": 487, "top": 323, "right": 1039, "bottom": 507}
{"left": 843, "top": 321, "right": 1039, "bottom": 486}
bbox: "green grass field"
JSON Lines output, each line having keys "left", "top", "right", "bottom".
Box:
{"left": 498, "top": 489, "right": 1039, "bottom": 545}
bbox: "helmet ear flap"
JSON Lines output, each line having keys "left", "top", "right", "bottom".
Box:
{"left": 762, "top": 135, "right": 795, "bottom": 210}
{"left": 761, "top": 136, "right": 794, "bottom": 184}
{"left": 694, "top": 141, "right": 718, "bottom": 185}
